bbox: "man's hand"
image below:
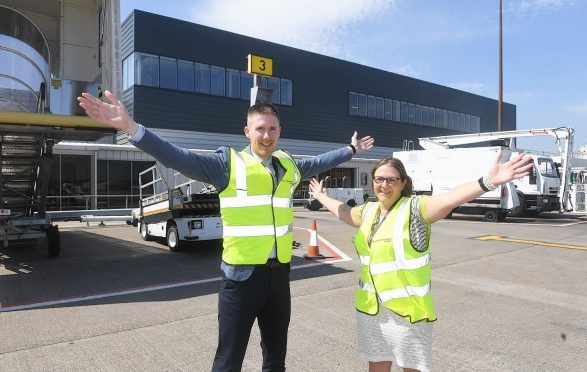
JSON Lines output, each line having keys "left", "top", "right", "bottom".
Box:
{"left": 77, "top": 90, "right": 138, "bottom": 135}
{"left": 351, "top": 131, "right": 375, "bottom": 153}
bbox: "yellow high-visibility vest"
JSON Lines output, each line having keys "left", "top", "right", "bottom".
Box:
{"left": 219, "top": 148, "right": 300, "bottom": 264}
{"left": 353, "top": 198, "right": 436, "bottom": 322}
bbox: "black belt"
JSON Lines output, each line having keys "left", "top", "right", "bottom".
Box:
{"left": 265, "top": 258, "right": 284, "bottom": 269}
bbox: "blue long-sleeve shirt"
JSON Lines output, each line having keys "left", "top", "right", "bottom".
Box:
{"left": 130, "top": 125, "right": 354, "bottom": 279}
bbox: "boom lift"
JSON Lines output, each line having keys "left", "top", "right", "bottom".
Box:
{"left": 418, "top": 127, "right": 574, "bottom": 214}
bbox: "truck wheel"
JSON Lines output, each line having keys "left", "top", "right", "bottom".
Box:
{"left": 47, "top": 225, "right": 60, "bottom": 258}
{"left": 346, "top": 199, "right": 357, "bottom": 207}
{"left": 167, "top": 226, "right": 184, "bottom": 252}
{"left": 140, "top": 222, "right": 153, "bottom": 241}
{"left": 483, "top": 210, "right": 498, "bottom": 222}
{"left": 306, "top": 199, "right": 322, "bottom": 211}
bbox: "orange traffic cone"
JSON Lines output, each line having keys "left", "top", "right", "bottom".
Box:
{"left": 304, "top": 219, "right": 325, "bottom": 260}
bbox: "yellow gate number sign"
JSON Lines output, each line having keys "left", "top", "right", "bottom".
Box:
{"left": 248, "top": 54, "right": 273, "bottom": 76}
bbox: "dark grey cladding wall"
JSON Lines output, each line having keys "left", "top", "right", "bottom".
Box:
{"left": 129, "top": 10, "right": 516, "bottom": 149}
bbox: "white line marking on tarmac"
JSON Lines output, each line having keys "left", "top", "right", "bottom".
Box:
{"left": 439, "top": 219, "right": 587, "bottom": 227}
{"left": 0, "top": 228, "right": 352, "bottom": 312}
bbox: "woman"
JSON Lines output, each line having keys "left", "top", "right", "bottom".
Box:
{"left": 308, "top": 151, "right": 532, "bottom": 372}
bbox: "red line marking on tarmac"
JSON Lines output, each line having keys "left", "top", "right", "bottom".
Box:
{"left": 0, "top": 228, "right": 352, "bottom": 312}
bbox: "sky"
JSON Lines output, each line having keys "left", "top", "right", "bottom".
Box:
{"left": 120, "top": 0, "right": 587, "bottom": 152}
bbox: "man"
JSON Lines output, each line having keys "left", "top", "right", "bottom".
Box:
{"left": 78, "top": 90, "right": 374, "bottom": 371}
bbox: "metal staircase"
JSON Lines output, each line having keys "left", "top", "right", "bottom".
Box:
{"left": 0, "top": 112, "right": 115, "bottom": 256}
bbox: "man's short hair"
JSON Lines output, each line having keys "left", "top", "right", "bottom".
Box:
{"left": 247, "top": 102, "right": 280, "bottom": 123}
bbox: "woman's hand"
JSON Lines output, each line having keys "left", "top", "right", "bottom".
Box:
{"left": 488, "top": 150, "right": 534, "bottom": 186}
{"left": 309, "top": 178, "right": 325, "bottom": 199}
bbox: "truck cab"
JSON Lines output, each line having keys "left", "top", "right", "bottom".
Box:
{"left": 511, "top": 154, "right": 561, "bottom": 216}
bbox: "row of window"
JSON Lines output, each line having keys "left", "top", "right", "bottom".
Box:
{"left": 48, "top": 155, "right": 155, "bottom": 210}
{"left": 122, "top": 52, "right": 293, "bottom": 106}
{"left": 348, "top": 92, "right": 481, "bottom": 133}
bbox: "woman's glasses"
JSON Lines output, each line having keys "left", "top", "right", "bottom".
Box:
{"left": 373, "top": 176, "right": 402, "bottom": 185}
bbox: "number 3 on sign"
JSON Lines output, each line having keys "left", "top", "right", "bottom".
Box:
{"left": 248, "top": 54, "right": 273, "bottom": 76}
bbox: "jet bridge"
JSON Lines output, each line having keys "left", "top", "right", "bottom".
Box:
{"left": 0, "top": 110, "right": 115, "bottom": 256}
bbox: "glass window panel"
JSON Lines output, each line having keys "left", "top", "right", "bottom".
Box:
{"left": 358, "top": 94, "right": 367, "bottom": 116}
{"left": 400, "top": 101, "right": 408, "bottom": 122}
{"left": 349, "top": 92, "right": 358, "bottom": 116}
{"left": 435, "top": 108, "right": 442, "bottom": 128}
{"left": 460, "top": 113, "right": 466, "bottom": 131}
{"left": 210, "top": 65, "right": 225, "bottom": 96}
{"left": 367, "top": 95, "right": 377, "bottom": 118}
{"left": 194, "top": 63, "right": 210, "bottom": 94}
{"left": 280, "top": 79, "right": 292, "bottom": 106}
{"left": 376, "top": 97, "right": 384, "bottom": 119}
{"left": 393, "top": 100, "right": 400, "bottom": 121}
{"left": 465, "top": 115, "right": 471, "bottom": 132}
{"left": 225, "top": 68, "right": 240, "bottom": 98}
{"left": 448, "top": 111, "right": 454, "bottom": 129}
{"left": 408, "top": 103, "right": 415, "bottom": 123}
{"left": 177, "top": 60, "right": 194, "bottom": 92}
{"left": 267, "top": 77, "right": 280, "bottom": 104}
{"left": 442, "top": 110, "right": 448, "bottom": 128}
{"left": 415, "top": 105, "right": 422, "bottom": 124}
{"left": 429, "top": 107, "right": 435, "bottom": 126}
{"left": 159, "top": 56, "right": 177, "bottom": 89}
{"left": 422, "top": 106, "right": 429, "bottom": 125}
{"left": 240, "top": 71, "right": 253, "bottom": 100}
{"left": 135, "top": 52, "right": 159, "bottom": 87}
{"left": 384, "top": 99, "right": 392, "bottom": 120}
{"left": 60, "top": 155, "right": 91, "bottom": 210}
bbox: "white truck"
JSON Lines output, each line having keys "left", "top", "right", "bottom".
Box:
{"left": 393, "top": 146, "right": 519, "bottom": 221}
{"left": 305, "top": 187, "right": 366, "bottom": 211}
{"left": 134, "top": 164, "right": 223, "bottom": 251}
{"left": 393, "top": 127, "right": 575, "bottom": 221}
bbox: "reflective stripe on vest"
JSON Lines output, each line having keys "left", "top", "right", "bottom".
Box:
{"left": 219, "top": 149, "right": 300, "bottom": 264}
{"left": 353, "top": 198, "right": 436, "bottom": 322}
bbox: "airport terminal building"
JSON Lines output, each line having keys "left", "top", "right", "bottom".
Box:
{"left": 54, "top": 10, "right": 516, "bottom": 210}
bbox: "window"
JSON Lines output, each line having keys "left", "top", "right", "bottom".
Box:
{"left": 135, "top": 52, "right": 159, "bottom": 87}
{"left": 267, "top": 77, "right": 280, "bottom": 104}
{"left": 97, "top": 160, "right": 155, "bottom": 209}
{"left": 226, "top": 68, "right": 240, "bottom": 98}
{"left": 159, "top": 56, "right": 177, "bottom": 89}
{"left": 122, "top": 54, "right": 134, "bottom": 90}
{"left": 48, "top": 155, "right": 91, "bottom": 211}
{"left": 349, "top": 92, "right": 358, "bottom": 116}
{"left": 400, "top": 101, "right": 408, "bottom": 122}
{"left": 178, "top": 60, "right": 194, "bottom": 92}
{"left": 384, "top": 99, "right": 392, "bottom": 120}
{"left": 358, "top": 94, "right": 367, "bottom": 116}
{"left": 415, "top": 105, "right": 422, "bottom": 124}
{"left": 367, "top": 95, "right": 376, "bottom": 118}
{"left": 408, "top": 103, "right": 415, "bottom": 124}
{"left": 280, "top": 79, "right": 292, "bottom": 106}
{"left": 240, "top": 71, "right": 253, "bottom": 100}
{"left": 210, "top": 65, "right": 225, "bottom": 96}
{"left": 393, "top": 100, "right": 400, "bottom": 121}
{"left": 376, "top": 97, "right": 384, "bottom": 119}
{"left": 194, "top": 63, "right": 210, "bottom": 94}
